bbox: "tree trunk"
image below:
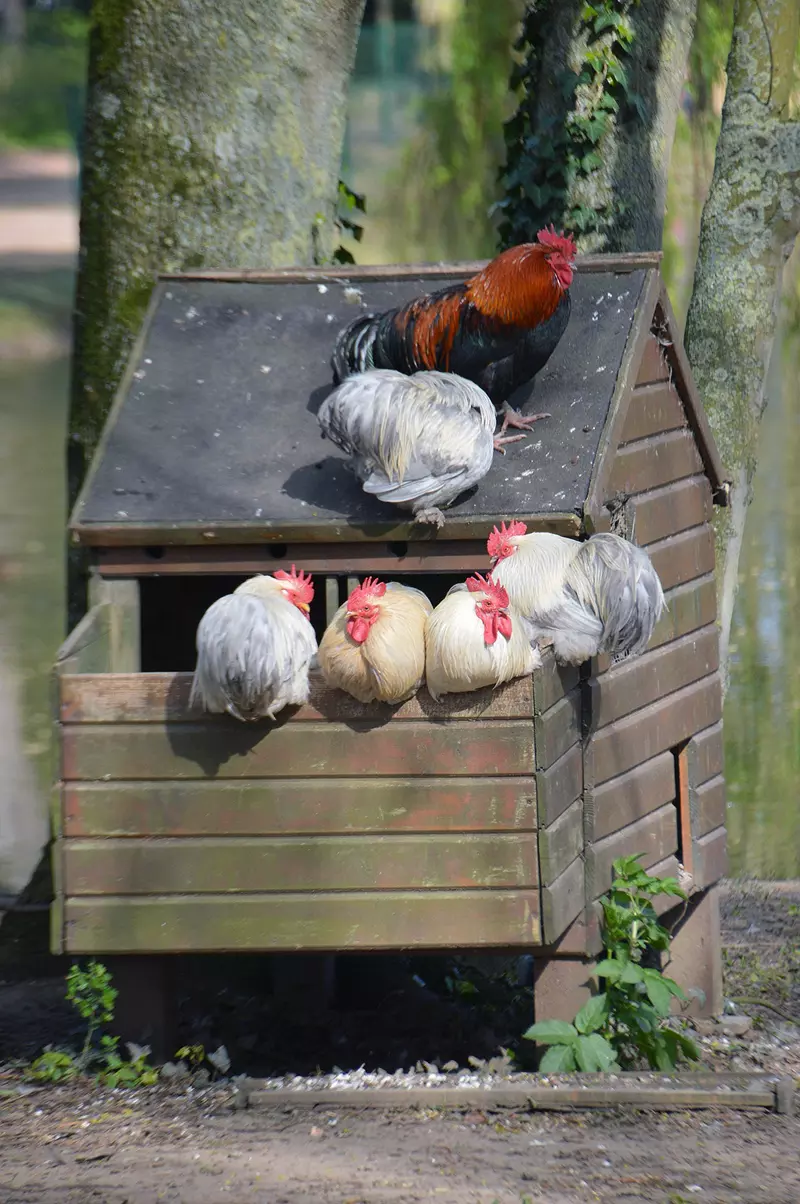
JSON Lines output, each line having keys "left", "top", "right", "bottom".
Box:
{"left": 499, "top": 0, "right": 697, "bottom": 252}
{"left": 68, "top": 0, "right": 365, "bottom": 622}
{"left": 683, "top": 0, "right": 800, "bottom": 683}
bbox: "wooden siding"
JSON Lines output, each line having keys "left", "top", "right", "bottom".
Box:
{"left": 64, "top": 778, "right": 537, "bottom": 838}
{"left": 620, "top": 382, "right": 686, "bottom": 443}
{"left": 585, "top": 803, "right": 679, "bottom": 900}
{"left": 64, "top": 833, "right": 539, "bottom": 895}
{"left": 608, "top": 430, "right": 703, "bottom": 495}
{"left": 635, "top": 335, "right": 671, "bottom": 386}
{"left": 56, "top": 668, "right": 547, "bottom": 953}
{"left": 588, "top": 753, "right": 676, "bottom": 842}
{"left": 63, "top": 890, "right": 542, "bottom": 953}
{"left": 629, "top": 476, "right": 713, "bottom": 546}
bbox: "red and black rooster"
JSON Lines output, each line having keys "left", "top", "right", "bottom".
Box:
{"left": 331, "top": 227, "right": 577, "bottom": 432}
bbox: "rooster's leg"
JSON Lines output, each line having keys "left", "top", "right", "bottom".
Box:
{"left": 413, "top": 506, "right": 446, "bottom": 529}
{"left": 493, "top": 433, "right": 526, "bottom": 454}
{"left": 499, "top": 403, "right": 551, "bottom": 434}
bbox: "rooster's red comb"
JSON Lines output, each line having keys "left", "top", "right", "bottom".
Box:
{"left": 537, "top": 225, "right": 577, "bottom": 261}
{"left": 465, "top": 573, "right": 510, "bottom": 609}
{"left": 347, "top": 576, "right": 387, "bottom": 609}
{"left": 486, "top": 519, "right": 527, "bottom": 559}
{"left": 273, "top": 565, "right": 314, "bottom": 604}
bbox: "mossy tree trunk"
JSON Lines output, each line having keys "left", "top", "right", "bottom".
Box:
{"left": 684, "top": 0, "right": 800, "bottom": 684}
{"left": 499, "top": 0, "right": 697, "bottom": 251}
{"left": 69, "top": 0, "right": 365, "bottom": 618}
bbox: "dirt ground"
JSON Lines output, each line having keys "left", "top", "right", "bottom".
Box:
{"left": 0, "top": 878, "right": 798, "bottom": 1204}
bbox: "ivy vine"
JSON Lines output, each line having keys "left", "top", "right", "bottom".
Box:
{"left": 498, "top": 0, "right": 642, "bottom": 249}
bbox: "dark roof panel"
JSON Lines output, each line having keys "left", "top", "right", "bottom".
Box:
{"left": 72, "top": 267, "right": 649, "bottom": 540}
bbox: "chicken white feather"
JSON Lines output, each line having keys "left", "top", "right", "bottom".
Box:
{"left": 488, "top": 523, "right": 664, "bottom": 665}
{"left": 190, "top": 573, "right": 317, "bottom": 721}
{"left": 317, "top": 369, "right": 505, "bottom": 527}
{"left": 424, "top": 574, "right": 541, "bottom": 700}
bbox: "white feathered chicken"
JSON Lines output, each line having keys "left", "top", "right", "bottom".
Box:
{"left": 318, "top": 576, "right": 432, "bottom": 704}
{"left": 190, "top": 567, "right": 317, "bottom": 721}
{"left": 487, "top": 520, "right": 665, "bottom": 665}
{"left": 317, "top": 369, "right": 523, "bottom": 528}
{"left": 425, "top": 572, "right": 541, "bottom": 700}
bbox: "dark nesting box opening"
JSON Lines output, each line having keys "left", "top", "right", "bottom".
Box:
{"left": 138, "top": 571, "right": 469, "bottom": 672}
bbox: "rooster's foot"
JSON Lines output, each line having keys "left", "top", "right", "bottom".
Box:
{"left": 500, "top": 406, "right": 551, "bottom": 435}
{"left": 493, "top": 433, "right": 526, "bottom": 454}
{"left": 413, "top": 506, "right": 446, "bottom": 529}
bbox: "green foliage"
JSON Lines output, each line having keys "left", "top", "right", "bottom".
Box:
{"left": 524, "top": 855, "right": 700, "bottom": 1072}
{"left": 498, "top": 0, "right": 640, "bottom": 247}
{"left": 333, "top": 181, "right": 367, "bottom": 265}
{"left": 26, "top": 961, "right": 158, "bottom": 1088}
{"left": 385, "top": 0, "right": 523, "bottom": 260}
{"left": 0, "top": 9, "right": 89, "bottom": 150}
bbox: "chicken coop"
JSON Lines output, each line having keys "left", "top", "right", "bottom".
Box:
{"left": 54, "top": 253, "right": 729, "bottom": 1029}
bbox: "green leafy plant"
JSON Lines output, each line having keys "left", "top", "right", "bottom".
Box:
{"left": 524, "top": 855, "right": 700, "bottom": 1071}
{"left": 332, "top": 180, "right": 366, "bottom": 265}
{"left": 26, "top": 961, "right": 158, "bottom": 1087}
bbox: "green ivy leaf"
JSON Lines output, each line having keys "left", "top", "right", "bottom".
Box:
{"left": 594, "top": 959, "right": 622, "bottom": 981}
{"left": 643, "top": 974, "right": 673, "bottom": 1016}
{"left": 584, "top": 1032, "right": 618, "bottom": 1071}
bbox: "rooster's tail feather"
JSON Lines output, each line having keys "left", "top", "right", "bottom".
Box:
{"left": 571, "top": 534, "right": 665, "bottom": 659}
{"left": 331, "top": 313, "right": 381, "bottom": 383}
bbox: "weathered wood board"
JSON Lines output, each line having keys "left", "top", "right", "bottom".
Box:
{"left": 63, "top": 890, "right": 542, "bottom": 952}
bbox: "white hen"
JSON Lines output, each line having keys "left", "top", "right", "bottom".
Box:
{"left": 190, "top": 567, "right": 318, "bottom": 721}
{"left": 425, "top": 572, "right": 540, "bottom": 700}
{"left": 317, "top": 368, "right": 522, "bottom": 527}
{"left": 488, "top": 521, "right": 665, "bottom": 665}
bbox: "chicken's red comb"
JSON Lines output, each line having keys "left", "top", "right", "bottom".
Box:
{"left": 465, "top": 573, "right": 509, "bottom": 609}
{"left": 347, "top": 576, "right": 387, "bottom": 609}
{"left": 273, "top": 564, "right": 314, "bottom": 603}
{"left": 486, "top": 519, "right": 528, "bottom": 558}
{"left": 537, "top": 225, "right": 577, "bottom": 261}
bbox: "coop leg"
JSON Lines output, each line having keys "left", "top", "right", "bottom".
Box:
{"left": 107, "top": 955, "right": 176, "bottom": 1063}
{"left": 663, "top": 884, "right": 723, "bottom": 1018}
{"left": 533, "top": 955, "right": 594, "bottom": 1023}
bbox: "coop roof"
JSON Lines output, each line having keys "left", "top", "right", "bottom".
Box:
{"left": 70, "top": 254, "right": 727, "bottom": 547}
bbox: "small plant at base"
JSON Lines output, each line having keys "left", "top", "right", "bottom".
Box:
{"left": 67, "top": 960, "right": 117, "bottom": 1070}
{"left": 26, "top": 961, "right": 159, "bottom": 1087}
{"left": 523, "top": 855, "right": 700, "bottom": 1071}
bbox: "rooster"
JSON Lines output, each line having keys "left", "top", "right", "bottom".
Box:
{"left": 190, "top": 567, "right": 317, "bottom": 721}
{"left": 317, "top": 369, "right": 523, "bottom": 528}
{"left": 425, "top": 573, "right": 540, "bottom": 700}
{"left": 487, "top": 521, "right": 665, "bottom": 665}
{"left": 331, "top": 227, "right": 577, "bottom": 434}
{"left": 318, "top": 577, "right": 432, "bottom": 704}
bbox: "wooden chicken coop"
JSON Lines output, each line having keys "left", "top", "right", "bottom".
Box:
{"left": 54, "top": 253, "right": 729, "bottom": 1026}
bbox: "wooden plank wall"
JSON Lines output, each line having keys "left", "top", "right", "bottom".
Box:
{"left": 582, "top": 334, "right": 727, "bottom": 913}
{"left": 532, "top": 652, "right": 585, "bottom": 944}
{"left": 57, "top": 674, "right": 543, "bottom": 953}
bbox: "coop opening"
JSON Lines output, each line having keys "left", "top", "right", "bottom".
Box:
{"left": 138, "top": 571, "right": 466, "bottom": 672}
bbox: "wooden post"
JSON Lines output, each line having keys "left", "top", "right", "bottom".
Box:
{"left": 533, "top": 955, "right": 595, "bottom": 1023}
{"left": 664, "top": 884, "right": 723, "bottom": 1018}
{"left": 107, "top": 955, "right": 177, "bottom": 1062}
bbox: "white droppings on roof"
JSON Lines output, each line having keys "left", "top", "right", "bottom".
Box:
{"left": 569, "top": 427, "right": 576, "bottom": 433}
{"left": 165, "top": 292, "right": 173, "bottom": 300}
{"left": 185, "top": 307, "right": 198, "bottom": 320}
{"left": 116, "top": 510, "right": 128, "bottom": 518}
{"left": 275, "top": 314, "right": 283, "bottom": 321}
{"left": 317, "top": 284, "right": 328, "bottom": 294}
{"left": 595, "top": 295, "right": 604, "bottom": 305}
{"left": 326, "top": 314, "right": 335, "bottom": 322}
{"left": 596, "top": 365, "right": 606, "bottom": 373}
{"left": 133, "top": 370, "right": 145, "bottom": 380}
{"left": 607, "top": 292, "right": 613, "bottom": 298}
{"left": 213, "top": 430, "right": 221, "bottom": 438}
{"left": 196, "top": 379, "right": 204, "bottom": 385}
{"left": 260, "top": 365, "right": 272, "bottom": 374}
{"left": 255, "top": 508, "right": 262, "bottom": 518}
{"left": 592, "top": 313, "right": 599, "bottom": 322}
{"left": 553, "top": 491, "right": 566, "bottom": 501}
{"left": 144, "top": 358, "right": 152, "bottom": 365}
{"left": 343, "top": 285, "right": 363, "bottom": 303}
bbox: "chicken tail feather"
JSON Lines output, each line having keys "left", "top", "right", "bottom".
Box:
{"left": 569, "top": 534, "right": 665, "bottom": 660}
{"left": 331, "top": 312, "right": 381, "bottom": 383}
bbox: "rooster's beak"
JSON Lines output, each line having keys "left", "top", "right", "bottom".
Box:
{"left": 298, "top": 602, "right": 310, "bottom": 613}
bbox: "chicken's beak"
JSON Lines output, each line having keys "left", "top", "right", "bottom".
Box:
{"left": 298, "top": 602, "right": 310, "bottom": 613}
